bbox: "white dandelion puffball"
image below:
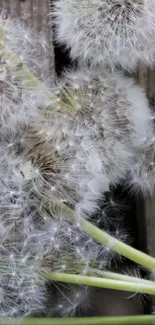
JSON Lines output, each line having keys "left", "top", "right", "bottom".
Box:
{"left": 25, "top": 67, "right": 152, "bottom": 217}
{"left": 53, "top": 0, "right": 155, "bottom": 70}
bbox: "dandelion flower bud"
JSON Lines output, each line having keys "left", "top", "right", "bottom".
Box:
{"left": 53, "top": 0, "right": 155, "bottom": 70}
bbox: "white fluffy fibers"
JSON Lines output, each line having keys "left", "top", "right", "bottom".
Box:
{"left": 128, "top": 130, "right": 155, "bottom": 194}
{"left": 0, "top": 13, "right": 53, "bottom": 80}
{"left": 53, "top": 0, "right": 155, "bottom": 71}
{"left": 25, "top": 67, "right": 152, "bottom": 217}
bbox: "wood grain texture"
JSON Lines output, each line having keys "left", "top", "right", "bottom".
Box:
{"left": 0, "top": 0, "right": 55, "bottom": 78}
{"left": 136, "top": 67, "right": 155, "bottom": 258}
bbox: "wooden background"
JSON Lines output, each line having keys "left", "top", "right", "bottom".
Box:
{"left": 136, "top": 67, "right": 155, "bottom": 259}
{"left": 0, "top": 0, "right": 155, "bottom": 316}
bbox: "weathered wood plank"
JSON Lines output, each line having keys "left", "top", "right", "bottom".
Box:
{"left": 136, "top": 67, "right": 155, "bottom": 257}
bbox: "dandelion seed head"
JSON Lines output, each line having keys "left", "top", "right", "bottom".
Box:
{"left": 53, "top": 0, "right": 155, "bottom": 70}
{"left": 23, "top": 67, "right": 152, "bottom": 218}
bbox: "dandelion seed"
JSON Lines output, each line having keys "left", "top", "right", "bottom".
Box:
{"left": 53, "top": 0, "right": 155, "bottom": 70}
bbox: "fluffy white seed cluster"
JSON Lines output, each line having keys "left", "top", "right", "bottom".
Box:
{"left": 0, "top": 154, "right": 120, "bottom": 317}
{"left": 0, "top": 13, "right": 53, "bottom": 80}
{"left": 0, "top": 18, "right": 127, "bottom": 316}
{"left": 23, "top": 67, "right": 152, "bottom": 218}
{"left": 1, "top": 7, "right": 155, "bottom": 320}
{"left": 53, "top": 0, "right": 155, "bottom": 70}
{"left": 0, "top": 56, "right": 38, "bottom": 134}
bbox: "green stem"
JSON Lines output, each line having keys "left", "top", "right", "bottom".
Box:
{"left": 55, "top": 203, "right": 155, "bottom": 270}
{"left": 80, "top": 218, "right": 155, "bottom": 270}
{"left": 6, "top": 315, "right": 155, "bottom": 325}
{"left": 87, "top": 267, "right": 154, "bottom": 285}
{"left": 42, "top": 271, "right": 155, "bottom": 295}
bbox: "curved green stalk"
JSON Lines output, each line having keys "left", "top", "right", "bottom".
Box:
{"left": 7, "top": 315, "right": 155, "bottom": 325}
{"left": 87, "top": 267, "right": 154, "bottom": 285}
{"left": 54, "top": 203, "right": 155, "bottom": 270}
{"left": 79, "top": 217, "right": 155, "bottom": 270}
{"left": 42, "top": 271, "right": 155, "bottom": 295}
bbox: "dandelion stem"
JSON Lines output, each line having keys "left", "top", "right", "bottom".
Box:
{"left": 55, "top": 203, "right": 155, "bottom": 270}
{"left": 79, "top": 217, "right": 155, "bottom": 270}
{"left": 42, "top": 271, "right": 155, "bottom": 295}
{"left": 87, "top": 267, "right": 154, "bottom": 285}
{"left": 7, "top": 315, "right": 155, "bottom": 325}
